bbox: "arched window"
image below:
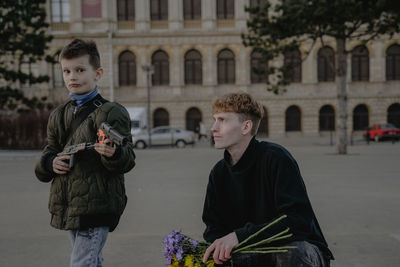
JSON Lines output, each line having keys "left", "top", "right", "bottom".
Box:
{"left": 153, "top": 108, "right": 169, "bottom": 127}
{"left": 151, "top": 0, "right": 168, "bottom": 20}
{"left": 184, "top": 50, "right": 202, "bottom": 85}
{"left": 117, "top": 0, "right": 135, "bottom": 21}
{"left": 387, "top": 103, "right": 400, "bottom": 128}
{"left": 318, "top": 46, "right": 335, "bottom": 82}
{"left": 152, "top": 50, "right": 169, "bottom": 86}
{"left": 118, "top": 51, "right": 136, "bottom": 86}
{"left": 250, "top": 50, "right": 268, "bottom": 83}
{"left": 386, "top": 44, "right": 400, "bottom": 80}
{"left": 53, "top": 62, "right": 63, "bottom": 88}
{"left": 258, "top": 106, "right": 268, "bottom": 136}
{"left": 217, "top": 49, "right": 235, "bottom": 84}
{"left": 186, "top": 107, "right": 202, "bottom": 132}
{"left": 285, "top": 105, "right": 301, "bottom": 132}
{"left": 319, "top": 105, "right": 335, "bottom": 131}
{"left": 184, "top": 0, "right": 201, "bottom": 20}
{"left": 284, "top": 49, "right": 301, "bottom": 83}
{"left": 217, "top": 0, "right": 234, "bottom": 19}
{"left": 352, "top": 45, "right": 369, "bottom": 81}
{"left": 353, "top": 104, "right": 369, "bottom": 131}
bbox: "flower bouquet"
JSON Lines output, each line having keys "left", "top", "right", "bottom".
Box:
{"left": 163, "top": 215, "right": 296, "bottom": 267}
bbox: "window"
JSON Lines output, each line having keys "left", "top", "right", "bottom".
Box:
{"left": 153, "top": 108, "right": 169, "bottom": 127}
{"left": 186, "top": 107, "right": 202, "bottom": 132}
{"left": 217, "top": 0, "right": 234, "bottom": 19}
{"left": 51, "top": 0, "right": 70, "bottom": 22}
{"left": 249, "top": 0, "right": 267, "bottom": 8}
{"left": 353, "top": 104, "right": 369, "bottom": 131}
{"left": 53, "top": 63, "right": 63, "bottom": 88}
{"left": 184, "top": 50, "right": 202, "bottom": 85}
{"left": 217, "top": 49, "right": 235, "bottom": 84}
{"left": 117, "top": 0, "right": 135, "bottom": 21}
{"left": 284, "top": 49, "right": 301, "bottom": 83}
{"left": 388, "top": 103, "right": 400, "bottom": 128}
{"left": 82, "top": 0, "right": 102, "bottom": 18}
{"left": 152, "top": 50, "right": 169, "bottom": 86}
{"left": 151, "top": 0, "right": 168, "bottom": 20}
{"left": 250, "top": 50, "right": 268, "bottom": 83}
{"left": 118, "top": 51, "right": 136, "bottom": 86}
{"left": 258, "top": 106, "right": 268, "bottom": 136}
{"left": 352, "top": 45, "right": 369, "bottom": 81}
{"left": 285, "top": 105, "right": 301, "bottom": 132}
{"left": 184, "top": 0, "right": 201, "bottom": 20}
{"left": 319, "top": 105, "right": 335, "bottom": 131}
{"left": 386, "top": 44, "right": 400, "bottom": 80}
{"left": 318, "top": 46, "right": 335, "bottom": 82}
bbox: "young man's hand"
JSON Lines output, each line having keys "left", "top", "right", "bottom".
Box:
{"left": 202, "top": 232, "right": 239, "bottom": 264}
{"left": 52, "top": 155, "right": 71, "bottom": 174}
{"left": 95, "top": 139, "right": 116, "bottom": 158}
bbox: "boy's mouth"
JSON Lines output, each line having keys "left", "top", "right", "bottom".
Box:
{"left": 70, "top": 84, "right": 80, "bottom": 88}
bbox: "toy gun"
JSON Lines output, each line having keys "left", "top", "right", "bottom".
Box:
{"left": 97, "top": 122, "right": 128, "bottom": 146}
{"left": 57, "top": 142, "right": 95, "bottom": 169}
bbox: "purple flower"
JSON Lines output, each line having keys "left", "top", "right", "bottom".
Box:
{"left": 191, "top": 239, "right": 198, "bottom": 248}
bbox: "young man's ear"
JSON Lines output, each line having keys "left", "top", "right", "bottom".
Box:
{"left": 95, "top": 67, "right": 104, "bottom": 81}
{"left": 241, "top": 120, "right": 253, "bottom": 136}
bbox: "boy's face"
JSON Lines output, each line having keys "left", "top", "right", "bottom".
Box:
{"left": 211, "top": 112, "right": 247, "bottom": 150}
{"left": 61, "top": 55, "right": 103, "bottom": 95}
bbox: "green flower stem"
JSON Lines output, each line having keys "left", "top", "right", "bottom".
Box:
{"left": 234, "top": 214, "right": 287, "bottom": 249}
{"left": 238, "top": 249, "right": 289, "bottom": 254}
{"left": 233, "top": 228, "right": 291, "bottom": 253}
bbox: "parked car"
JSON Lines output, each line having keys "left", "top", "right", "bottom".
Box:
{"left": 133, "top": 126, "right": 196, "bottom": 149}
{"left": 363, "top": 123, "right": 400, "bottom": 141}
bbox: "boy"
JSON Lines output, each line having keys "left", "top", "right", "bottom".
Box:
{"left": 35, "top": 39, "right": 136, "bottom": 267}
{"left": 202, "top": 93, "right": 333, "bottom": 266}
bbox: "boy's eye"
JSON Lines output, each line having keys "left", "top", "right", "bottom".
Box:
{"left": 63, "top": 70, "right": 70, "bottom": 74}
{"left": 77, "top": 68, "right": 85, "bottom": 73}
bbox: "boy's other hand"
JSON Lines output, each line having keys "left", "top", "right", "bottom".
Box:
{"left": 95, "top": 139, "right": 116, "bottom": 158}
{"left": 202, "top": 232, "right": 238, "bottom": 264}
{"left": 53, "top": 155, "right": 71, "bottom": 174}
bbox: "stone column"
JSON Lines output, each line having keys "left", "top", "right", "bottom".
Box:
{"left": 169, "top": 0, "right": 183, "bottom": 31}
{"left": 202, "top": 0, "right": 216, "bottom": 31}
{"left": 204, "top": 45, "right": 217, "bottom": 86}
{"left": 70, "top": 0, "right": 83, "bottom": 32}
{"left": 371, "top": 40, "right": 385, "bottom": 82}
{"left": 235, "top": 0, "right": 248, "bottom": 31}
{"left": 136, "top": 0, "right": 150, "bottom": 32}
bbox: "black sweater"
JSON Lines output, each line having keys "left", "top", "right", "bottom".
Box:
{"left": 202, "top": 137, "right": 333, "bottom": 260}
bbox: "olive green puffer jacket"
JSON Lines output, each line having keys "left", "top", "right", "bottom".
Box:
{"left": 35, "top": 96, "right": 136, "bottom": 231}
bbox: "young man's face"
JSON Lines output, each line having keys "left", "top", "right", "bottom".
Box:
{"left": 211, "top": 112, "right": 246, "bottom": 150}
{"left": 61, "top": 55, "right": 103, "bottom": 95}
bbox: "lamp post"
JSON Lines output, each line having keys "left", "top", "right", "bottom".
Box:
{"left": 141, "top": 64, "right": 154, "bottom": 147}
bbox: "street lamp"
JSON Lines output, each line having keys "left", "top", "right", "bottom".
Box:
{"left": 141, "top": 64, "right": 154, "bottom": 147}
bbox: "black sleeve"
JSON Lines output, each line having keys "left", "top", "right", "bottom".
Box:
{"left": 202, "top": 169, "right": 226, "bottom": 243}
{"left": 234, "top": 153, "right": 316, "bottom": 244}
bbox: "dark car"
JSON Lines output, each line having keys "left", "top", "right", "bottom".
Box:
{"left": 363, "top": 123, "right": 400, "bottom": 142}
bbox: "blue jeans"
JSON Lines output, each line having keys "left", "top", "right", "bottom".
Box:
{"left": 69, "top": 227, "right": 109, "bottom": 267}
{"left": 226, "top": 241, "right": 328, "bottom": 267}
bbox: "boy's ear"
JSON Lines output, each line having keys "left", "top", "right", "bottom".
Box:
{"left": 242, "top": 120, "right": 253, "bottom": 135}
{"left": 95, "top": 67, "right": 104, "bottom": 81}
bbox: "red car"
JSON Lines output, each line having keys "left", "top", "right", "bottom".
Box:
{"left": 363, "top": 123, "right": 400, "bottom": 141}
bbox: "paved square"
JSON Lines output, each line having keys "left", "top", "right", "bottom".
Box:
{"left": 0, "top": 139, "right": 399, "bottom": 266}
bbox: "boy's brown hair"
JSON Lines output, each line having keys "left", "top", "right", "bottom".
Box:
{"left": 59, "top": 39, "right": 101, "bottom": 69}
{"left": 212, "top": 92, "right": 264, "bottom": 136}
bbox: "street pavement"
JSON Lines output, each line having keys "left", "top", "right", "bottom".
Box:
{"left": 0, "top": 138, "right": 399, "bottom": 266}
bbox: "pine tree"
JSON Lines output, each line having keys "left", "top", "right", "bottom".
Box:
{"left": 242, "top": 0, "right": 400, "bottom": 154}
{"left": 0, "top": 0, "right": 54, "bottom": 111}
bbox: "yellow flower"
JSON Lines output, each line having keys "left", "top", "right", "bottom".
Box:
{"left": 184, "top": 255, "right": 194, "bottom": 267}
{"left": 206, "top": 260, "right": 215, "bottom": 267}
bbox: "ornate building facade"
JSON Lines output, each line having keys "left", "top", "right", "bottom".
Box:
{"left": 31, "top": 0, "right": 400, "bottom": 137}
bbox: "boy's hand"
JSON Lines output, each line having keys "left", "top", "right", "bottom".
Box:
{"left": 202, "top": 232, "right": 238, "bottom": 264}
{"left": 53, "top": 155, "right": 71, "bottom": 174}
{"left": 95, "top": 139, "right": 116, "bottom": 158}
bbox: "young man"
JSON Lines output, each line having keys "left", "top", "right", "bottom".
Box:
{"left": 35, "top": 39, "right": 136, "bottom": 267}
{"left": 202, "top": 93, "right": 333, "bottom": 266}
